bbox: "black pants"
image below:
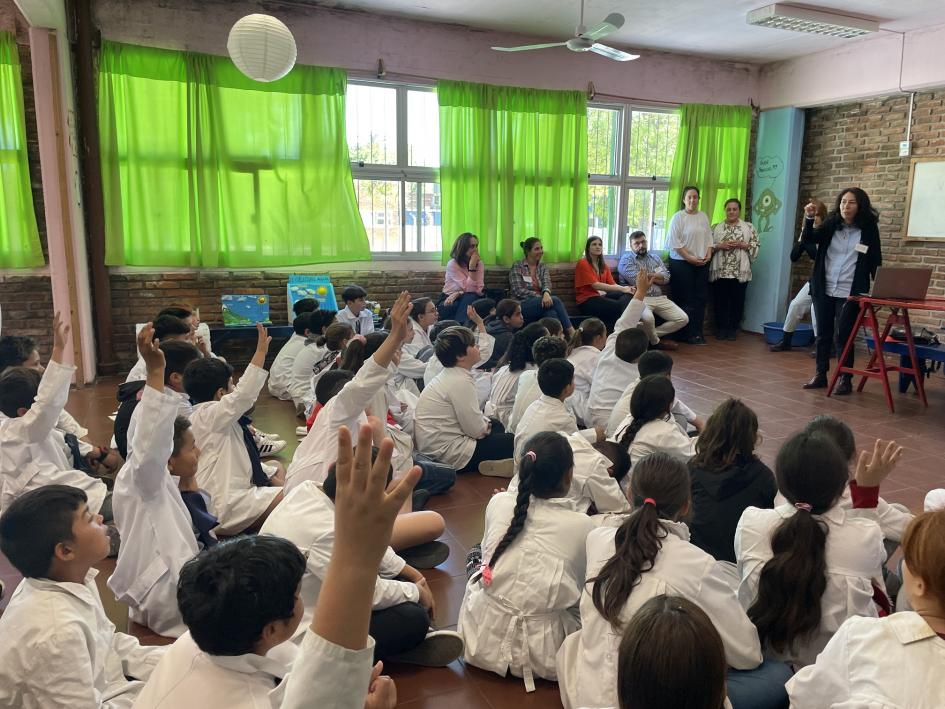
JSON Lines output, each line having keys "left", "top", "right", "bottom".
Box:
{"left": 578, "top": 293, "right": 634, "bottom": 333}
{"left": 711, "top": 278, "right": 748, "bottom": 334}
{"left": 812, "top": 295, "right": 859, "bottom": 376}
{"left": 369, "top": 601, "right": 430, "bottom": 661}
{"left": 461, "top": 418, "right": 514, "bottom": 472}
{"left": 668, "top": 259, "right": 710, "bottom": 339}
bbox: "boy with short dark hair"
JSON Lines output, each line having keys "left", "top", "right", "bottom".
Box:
{"left": 268, "top": 312, "right": 314, "bottom": 400}
{"left": 0, "top": 484, "right": 165, "bottom": 705}
{"left": 124, "top": 314, "right": 194, "bottom": 383}
{"left": 336, "top": 284, "right": 374, "bottom": 335}
{"left": 293, "top": 297, "right": 319, "bottom": 317}
{"left": 0, "top": 335, "right": 40, "bottom": 373}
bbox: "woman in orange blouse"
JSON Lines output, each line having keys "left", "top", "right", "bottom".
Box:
{"left": 574, "top": 236, "right": 635, "bottom": 332}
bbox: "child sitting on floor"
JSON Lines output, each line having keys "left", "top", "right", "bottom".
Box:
{"left": 184, "top": 323, "right": 284, "bottom": 535}
{"left": 423, "top": 313, "right": 495, "bottom": 408}
{"left": 124, "top": 313, "right": 194, "bottom": 383}
{"left": 539, "top": 316, "right": 564, "bottom": 339}
{"left": 483, "top": 298, "right": 523, "bottom": 370}
{"left": 507, "top": 334, "right": 568, "bottom": 434}
{"left": 0, "top": 484, "right": 166, "bottom": 705}
{"left": 486, "top": 322, "right": 548, "bottom": 428}
{"left": 565, "top": 317, "right": 607, "bottom": 427}
{"left": 612, "top": 375, "right": 697, "bottom": 471}
{"left": 288, "top": 310, "right": 337, "bottom": 416}
{"left": 268, "top": 312, "right": 316, "bottom": 400}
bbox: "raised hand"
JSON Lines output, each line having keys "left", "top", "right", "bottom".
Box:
{"left": 387, "top": 291, "right": 413, "bottom": 339}
{"left": 466, "top": 304, "right": 484, "bottom": 330}
{"left": 855, "top": 438, "right": 904, "bottom": 488}
{"left": 250, "top": 321, "right": 272, "bottom": 369}
{"left": 634, "top": 269, "right": 655, "bottom": 298}
{"left": 804, "top": 201, "right": 817, "bottom": 218}
{"left": 136, "top": 323, "right": 165, "bottom": 371}
{"left": 50, "top": 311, "right": 71, "bottom": 364}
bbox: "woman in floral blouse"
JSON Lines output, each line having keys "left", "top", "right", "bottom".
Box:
{"left": 709, "top": 198, "right": 759, "bottom": 340}
{"left": 508, "top": 237, "right": 574, "bottom": 336}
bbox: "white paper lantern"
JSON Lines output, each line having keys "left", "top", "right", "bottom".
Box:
{"left": 227, "top": 14, "right": 297, "bottom": 83}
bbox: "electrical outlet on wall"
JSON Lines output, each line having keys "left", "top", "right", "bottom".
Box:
{"left": 899, "top": 140, "right": 911, "bottom": 157}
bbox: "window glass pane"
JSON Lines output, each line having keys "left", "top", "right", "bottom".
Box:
{"left": 408, "top": 90, "right": 439, "bottom": 168}
{"left": 651, "top": 190, "right": 669, "bottom": 250}
{"left": 588, "top": 184, "right": 619, "bottom": 254}
{"left": 627, "top": 111, "right": 679, "bottom": 178}
{"left": 346, "top": 84, "right": 397, "bottom": 165}
{"left": 588, "top": 107, "right": 620, "bottom": 176}
{"left": 355, "top": 179, "right": 402, "bottom": 252}
{"left": 625, "top": 188, "right": 670, "bottom": 251}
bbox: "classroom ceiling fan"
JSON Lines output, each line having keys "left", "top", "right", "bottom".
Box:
{"left": 491, "top": 0, "right": 639, "bottom": 62}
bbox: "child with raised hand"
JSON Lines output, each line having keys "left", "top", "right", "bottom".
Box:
{"left": 0, "top": 313, "right": 110, "bottom": 519}
{"left": 566, "top": 316, "right": 607, "bottom": 427}
{"left": 108, "top": 325, "right": 213, "bottom": 638}
{"left": 612, "top": 375, "right": 697, "bottom": 471}
{"left": 688, "top": 399, "right": 776, "bottom": 563}
{"left": 458, "top": 432, "right": 595, "bottom": 691}
{"left": 557, "top": 452, "right": 776, "bottom": 709}
{"left": 0, "top": 485, "right": 166, "bottom": 706}
{"left": 786, "top": 509, "right": 945, "bottom": 708}
{"left": 735, "top": 431, "right": 903, "bottom": 668}
{"left": 185, "top": 322, "right": 283, "bottom": 535}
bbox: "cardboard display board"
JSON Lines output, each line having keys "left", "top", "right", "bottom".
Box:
{"left": 904, "top": 158, "right": 945, "bottom": 242}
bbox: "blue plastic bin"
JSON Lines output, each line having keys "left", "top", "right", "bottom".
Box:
{"left": 763, "top": 321, "right": 814, "bottom": 346}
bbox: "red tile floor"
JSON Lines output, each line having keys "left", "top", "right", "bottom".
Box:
{"left": 2, "top": 334, "right": 943, "bottom": 707}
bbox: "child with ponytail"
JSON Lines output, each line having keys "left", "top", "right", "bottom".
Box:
{"left": 297, "top": 322, "right": 353, "bottom": 417}
{"left": 557, "top": 452, "right": 778, "bottom": 709}
{"left": 566, "top": 317, "right": 607, "bottom": 426}
{"left": 613, "top": 375, "right": 696, "bottom": 471}
{"left": 787, "top": 509, "right": 945, "bottom": 706}
{"left": 458, "top": 432, "right": 595, "bottom": 692}
{"left": 735, "top": 430, "right": 903, "bottom": 668}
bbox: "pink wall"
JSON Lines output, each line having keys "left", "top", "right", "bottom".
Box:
{"left": 93, "top": 0, "right": 760, "bottom": 106}
{"left": 761, "top": 23, "right": 945, "bottom": 108}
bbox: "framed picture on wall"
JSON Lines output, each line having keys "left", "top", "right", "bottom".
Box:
{"left": 904, "top": 157, "right": 945, "bottom": 241}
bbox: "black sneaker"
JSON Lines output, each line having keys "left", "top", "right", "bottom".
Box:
{"left": 399, "top": 540, "right": 450, "bottom": 569}
{"left": 388, "top": 629, "right": 464, "bottom": 667}
{"left": 686, "top": 335, "right": 707, "bottom": 345}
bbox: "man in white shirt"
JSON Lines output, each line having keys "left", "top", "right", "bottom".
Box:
{"left": 585, "top": 270, "right": 656, "bottom": 428}
{"left": 266, "top": 314, "right": 310, "bottom": 400}
{"left": 335, "top": 284, "right": 375, "bottom": 335}
{"left": 0, "top": 484, "right": 165, "bottom": 707}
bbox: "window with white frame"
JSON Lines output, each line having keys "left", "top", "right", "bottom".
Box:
{"left": 346, "top": 81, "right": 441, "bottom": 255}
{"left": 587, "top": 104, "right": 680, "bottom": 254}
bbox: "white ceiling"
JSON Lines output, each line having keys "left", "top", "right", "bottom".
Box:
{"left": 297, "top": 0, "right": 945, "bottom": 63}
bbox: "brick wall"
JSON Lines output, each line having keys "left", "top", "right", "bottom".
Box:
{"left": 792, "top": 90, "right": 945, "bottom": 328}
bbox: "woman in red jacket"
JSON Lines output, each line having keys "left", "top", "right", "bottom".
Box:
{"left": 574, "top": 236, "right": 634, "bottom": 332}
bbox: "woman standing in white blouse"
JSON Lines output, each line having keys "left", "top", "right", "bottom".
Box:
{"left": 667, "top": 186, "right": 713, "bottom": 345}
{"left": 710, "top": 198, "right": 759, "bottom": 341}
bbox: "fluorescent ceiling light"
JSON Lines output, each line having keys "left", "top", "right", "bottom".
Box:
{"left": 747, "top": 4, "right": 879, "bottom": 38}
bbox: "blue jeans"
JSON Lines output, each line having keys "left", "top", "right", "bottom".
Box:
{"left": 437, "top": 292, "right": 481, "bottom": 323}
{"left": 726, "top": 658, "right": 792, "bottom": 709}
{"left": 413, "top": 452, "right": 456, "bottom": 496}
{"left": 519, "top": 295, "right": 572, "bottom": 330}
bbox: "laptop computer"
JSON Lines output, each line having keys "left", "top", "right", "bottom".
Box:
{"left": 868, "top": 267, "right": 933, "bottom": 300}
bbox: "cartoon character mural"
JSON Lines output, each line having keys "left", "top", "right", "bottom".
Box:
{"left": 752, "top": 155, "right": 785, "bottom": 233}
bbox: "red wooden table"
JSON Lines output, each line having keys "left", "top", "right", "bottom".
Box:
{"left": 829, "top": 295, "right": 945, "bottom": 412}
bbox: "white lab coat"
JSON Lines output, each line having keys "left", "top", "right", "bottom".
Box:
{"left": 267, "top": 332, "right": 306, "bottom": 400}
{"left": 133, "top": 628, "right": 366, "bottom": 709}
{"left": 415, "top": 366, "right": 490, "bottom": 470}
{"left": 423, "top": 329, "right": 496, "bottom": 410}
{"left": 735, "top": 503, "right": 886, "bottom": 668}
{"left": 786, "top": 612, "right": 945, "bottom": 708}
{"left": 567, "top": 345, "right": 601, "bottom": 426}
{"left": 458, "top": 493, "right": 595, "bottom": 692}
{"left": 612, "top": 414, "right": 697, "bottom": 467}
{"left": 556, "top": 520, "right": 762, "bottom": 709}
{"left": 124, "top": 357, "right": 147, "bottom": 383}
{"left": 775, "top": 487, "right": 915, "bottom": 544}
{"left": 586, "top": 299, "right": 645, "bottom": 427}
{"left": 486, "top": 364, "right": 532, "bottom": 427}
{"left": 0, "top": 569, "right": 164, "bottom": 708}
{"left": 335, "top": 305, "right": 374, "bottom": 335}
{"left": 0, "top": 360, "right": 107, "bottom": 514}
{"left": 513, "top": 395, "right": 594, "bottom": 463}
{"left": 403, "top": 318, "right": 432, "bottom": 358}
{"left": 125, "top": 386, "right": 192, "bottom": 459}
{"left": 507, "top": 369, "right": 539, "bottom": 434}
{"left": 287, "top": 340, "right": 322, "bottom": 407}
{"left": 190, "top": 364, "right": 281, "bottom": 535}
{"left": 605, "top": 377, "right": 697, "bottom": 438}
{"left": 109, "top": 386, "right": 200, "bottom": 638}
{"left": 285, "top": 357, "right": 389, "bottom": 491}
{"left": 260, "top": 480, "right": 420, "bottom": 642}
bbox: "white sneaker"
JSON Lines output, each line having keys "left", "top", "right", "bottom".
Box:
{"left": 478, "top": 458, "right": 514, "bottom": 478}
{"left": 295, "top": 426, "right": 309, "bottom": 437}
{"left": 387, "top": 629, "right": 464, "bottom": 667}
{"left": 256, "top": 439, "right": 287, "bottom": 456}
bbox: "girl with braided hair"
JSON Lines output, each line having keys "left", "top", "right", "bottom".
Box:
{"left": 457, "top": 432, "right": 594, "bottom": 692}
{"left": 612, "top": 375, "right": 696, "bottom": 473}
{"left": 556, "top": 453, "right": 783, "bottom": 709}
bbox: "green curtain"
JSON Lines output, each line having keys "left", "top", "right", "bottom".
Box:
{"left": 98, "top": 41, "right": 370, "bottom": 268}
{"left": 667, "top": 103, "right": 752, "bottom": 226}
{"left": 438, "top": 80, "right": 587, "bottom": 266}
{"left": 0, "top": 32, "right": 43, "bottom": 269}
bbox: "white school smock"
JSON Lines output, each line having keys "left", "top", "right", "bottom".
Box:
{"left": 786, "top": 612, "right": 945, "bottom": 709}
{"left": 556, "top": 520, "right": 761, "bottom": 709}
{"left": 415, "top": 366, "right": 490, "bottom": 470}
{"left": 423, "top": 330, "right": 495, "bottom": 409}
{"left": 285, "top": 356, "right": 389, "bottom": 491}
{"left": 125, "top": 386, "right": 192, "bottom": 459}
{"left": 108, "top": 386, "right": 200, "bottom": 638}
{"left": 775, "top": 487, "right": 915, "bottom": 544}
{"left": 586, "top": 299, "right": 646, "bottom": 428}
{"left": 404, "top": 318, "right": 432, "bottom": 357}
{"left": 507, "top": 369, "right": 538, "bottom": 434}
{"left": 288, "top": 341, "right": 322, "bottom": 407}
{"left": 335, "top": 305, "right": 374, "bottom": 335}
{"left": 735, "top": 503, "right": 886, "bottom": 668}
{"left": 513, "top": 396, "right": 594, "bottom": 463}
{"left": 260, "top": 481, "right": 420, "bottom": 642}
{"left": 612, "top": 414, "right": 697, "bottom": 466}
{"left": 124, "top": 357, "right": 147, "bottom": 383}
{"left": 605, "top": 378, "right": 697, "bottom": 438}
{"left": 567, "top": 345, "right": 601, "bottom": 426}
{"left": 190, "top": 364, "right": 281, "bottom": 535}
{"left": 486, "top": 364, "right": 531, "bottom": 428}
{"left": 458, "top": 492, "right": 595, "bottom": 692}
{"left": 267, "top": 332, "right": 306, "bottom": 400}
{"left": 0, "top": 569, "right": 164, "bottom": 708}
{"left": 0, "top": 360, "right": 107, "bottom": 515}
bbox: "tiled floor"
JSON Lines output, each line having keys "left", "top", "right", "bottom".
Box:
{"left": 2, "top": 333, "right": 944, "bottom": 707}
